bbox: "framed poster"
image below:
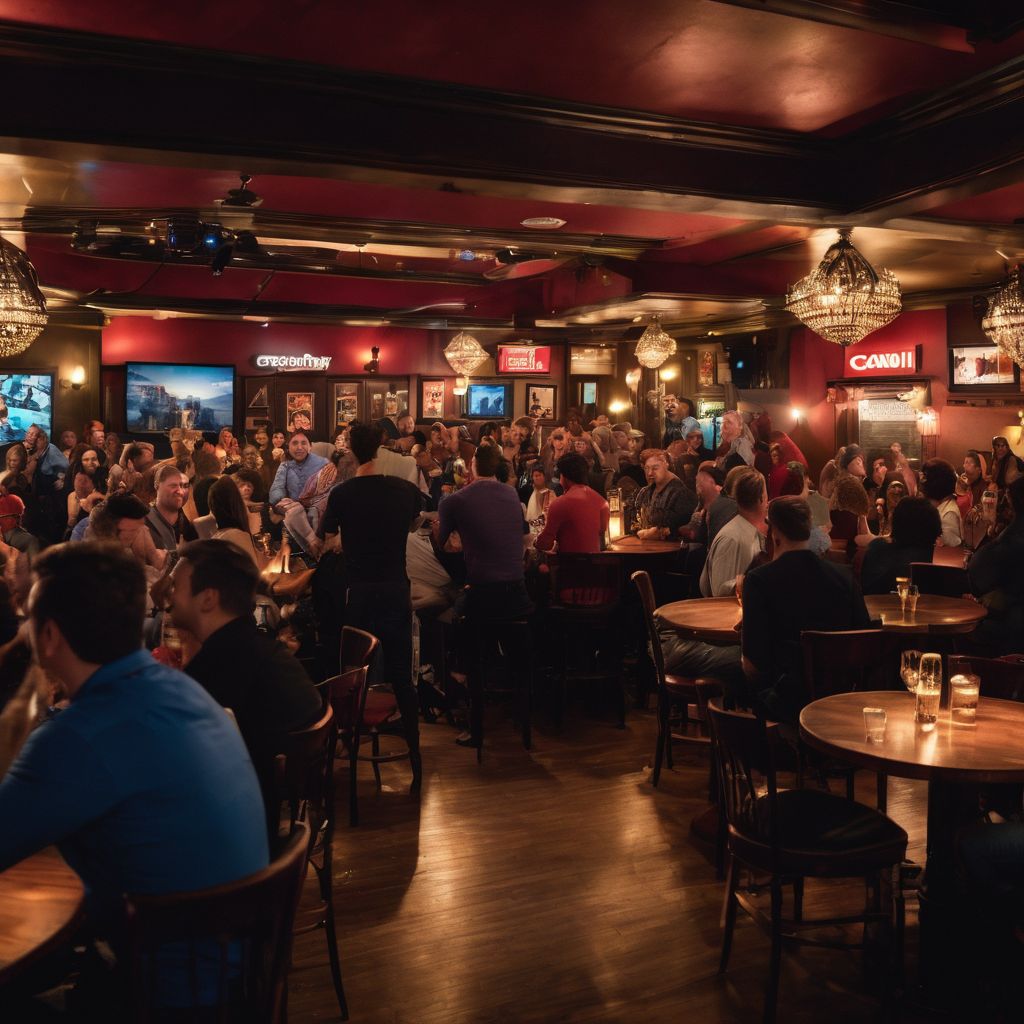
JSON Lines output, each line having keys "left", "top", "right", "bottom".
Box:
{"left": 285, "top": 392, "right": 314, "bottom": 432}
{"left": 334, "top": 382, "right": 360, "bottom": 426}
{"left": 525, "top": 384, "right": 556, "bottom": 420}
{"left": 949, "top": 344, "right": 1019, "bottom": 392}
{"left": 245, "top": 379, "right": 269, "bottom": 409}
{"left": 698, "top": 349, "right": 717, "bottom": 388}
{"left": 421, "top": 379, "right": 445, "bottom": 420}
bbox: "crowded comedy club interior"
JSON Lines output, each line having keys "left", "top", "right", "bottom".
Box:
{"left": 4, "top": 3, "right": 1024, "bottom": 1022}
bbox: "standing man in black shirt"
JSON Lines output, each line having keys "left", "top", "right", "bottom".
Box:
{"left": 320, "top": 421, "right": 424, "bottom": 788}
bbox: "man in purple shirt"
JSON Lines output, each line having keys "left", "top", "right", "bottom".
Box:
{"left": 437, "top": 442, "right": 531, "bottom": 621}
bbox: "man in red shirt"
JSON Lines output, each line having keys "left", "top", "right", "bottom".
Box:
{"left": 535, "top": 453, "right": 609, "bottom": 554}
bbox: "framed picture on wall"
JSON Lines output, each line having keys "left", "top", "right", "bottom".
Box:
{"left": 333, "top": 382, "right": 360, "bottom": 425}
{"left": 245, "top": 379, "right": 269, "bottom": 409}
{"left": 368, "top": 388, "right": 385, "bottom": 421}
{"left": 525, "top": 384, "right": 556, "bottom": 420}
{"left": 949, "top": 344, "right": 1019, "bottom": 391}
{"left": 285, "top": 392, "right": 314, "bottom": 432}
{"left": 698, "top": 349, "right": 717, "bottom": 388}
{"left": 421, "top": 379, "right": 445, "bottom": 420}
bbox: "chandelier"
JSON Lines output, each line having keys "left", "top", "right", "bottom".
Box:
{"left": 982, "top": 266, "right": 1024, "bottom": 366}
{"left": 443, "top": 331, "right": 488, "bottom": 376}
{"left": 0, "top": 235, "right": 48, "bottom": 357}
{"left": 785, "top": 229, "right": 901, "bottom": 347}
{"left": 634, "top": 316, "right": 677, "bottom": 369}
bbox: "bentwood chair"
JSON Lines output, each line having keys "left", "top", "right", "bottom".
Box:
{"left": 800, "top": 629, "right": 894, "bottom": 809}
{"left": 709, "top": 699, "right": 907, "bottom": 1024}
{"left": 123, "top": 819, "right": 310, "bottom": 1024}
{"left": 282, "top": 705, "right": 348, "bottom": 1020}
{"left": 909, "top": 561, "right": 971, "bottom": 598}
{"left": 632, "top": 569, "right": 721, "bottom": 787}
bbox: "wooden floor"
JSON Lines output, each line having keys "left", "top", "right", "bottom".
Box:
{"left": 289, "top": 702, "right": 937, "bottom": 1024}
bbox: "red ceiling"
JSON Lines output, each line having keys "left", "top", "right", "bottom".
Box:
{"left": 6, "top": 1, "right": 1022, "bottom": 133}
{"left": 924, "top": 182, "right": 1024, "bottom": 223}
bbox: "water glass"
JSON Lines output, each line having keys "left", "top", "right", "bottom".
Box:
{"left": 900, "top": 649, "right": 922, "bottom": 693}
{"left": 863, "top": 707, "right": 887, "bottom": 743}
{"left": 916, "top": 652, "right": 943, "bottom": 731}
{"left": 904, "top": 584, "right": 920, "bottom": 621}
{"left": 895, "top": 576, "right": 910, "bottom": 616}
{"left": 950, "top": 672, "right": 980, "bottom": 727}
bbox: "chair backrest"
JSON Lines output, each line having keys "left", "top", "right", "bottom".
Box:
{"left": 282, "top": 705, "right": 336, "bottom": 849}
{"left": 909, "top": 561, "right": 970, "bottom": 598}
{"left": 340, "top": 625, "right": 379, "bottom": 670}
{"left": 323, "top": 666, "right": 370, "bottom": 734}
{"left": 949, "top": 654, "right": 1024, "bottom": 703}
{"left": 631, "top": 570, "right": 669, "bottom": 691}
{"left": 707, "top": 697, "right": 779, "bottom": 860}
{"left": 801, "top": 629, "right": 892, "bottom": 699}
{"left": 124, "top": 819, "right": 311, "bottom": 1024}
{"left": 550, "top": 553, "right": 621, "bottom": 607}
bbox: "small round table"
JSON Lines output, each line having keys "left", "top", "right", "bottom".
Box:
{"left": 800, "top": 690, "right": 1024, "bottom": 992}
{"left": 0, "top": 847, "right": 84, "bottom": 984}
{"left": 655, "top": 597, "right": 742, "bottom": 645}
{"left": 863, "top": 594, "right": 987, "bottom": 635}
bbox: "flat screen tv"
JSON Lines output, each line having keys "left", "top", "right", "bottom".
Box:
{"left": 126, "top": 362, "right": 234, "bottom": 433}
{"left": 0, "top": 372, "right": 54, "bottom": 442}
{"left": 465, "top": 382, "right": 510, "bottom": 419}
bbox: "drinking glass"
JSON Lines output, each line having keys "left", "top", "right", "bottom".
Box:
{"left": 905, "top": 584, "right": 920, "bottom": 621}
{"left": 950, "top": 672, "right": 980, "bottom": 727}
{"left": 895, "top": 576, "right": 911, "bottom": 616}
{"left": 916, "top": 652, "right": 942, "bottom": 731}
{"left": 900, "top": 649, "right": 922, "bottom": 693}
{"left": 863, "top": 707, "right": 887, "bottom": 743}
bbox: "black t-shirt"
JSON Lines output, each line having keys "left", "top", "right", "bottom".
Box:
{"left": 320, "top": 474, "right": 422, "bottom": 583}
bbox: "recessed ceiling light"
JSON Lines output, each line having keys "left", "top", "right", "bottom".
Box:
{"left": 520, "top": 217, "right": 566, "bottom": 230}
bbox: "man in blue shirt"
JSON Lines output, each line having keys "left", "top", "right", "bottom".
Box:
{"left": 268, "top": 430, "right": 329, "bottom": 510}
{"left": 0, "top": 542, "right": 269, "bottom": 929}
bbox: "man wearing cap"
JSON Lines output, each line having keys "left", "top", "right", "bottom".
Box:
{"left": 0, "top": 494, "right": 39, "bottom": 557}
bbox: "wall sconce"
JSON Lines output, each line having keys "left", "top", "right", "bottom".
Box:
{"left": 60, "top": 365, "right": 86, "bottom": 390}
{"left": 791, "top": 407, "right": 804, "bottom": 422}
{"left": 608, "top": 399, "right": 627, "bottom": 416}
{"left": 916, "top": 406, "right": 939, "bottom": 436}
{"left": 363, "top": 346, "right": 380, "bottom": 374}
{"left": 452, "top": 375, "right": 468, "bottom": 396}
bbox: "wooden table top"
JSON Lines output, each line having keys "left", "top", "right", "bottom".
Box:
{"left": 863, "top": 594, "right": 987, "bottom": 634}
{"left": 800, "top": 690, "right": 1024, "bottom": 784}
{"left": 655, "top": 597, "right": 742, "bottom": 644}
{"left": 0, "top": 847, "right": 83, "bottom": 984}
{"left": 602, "top": 536, "right": 681, "bottom": 556}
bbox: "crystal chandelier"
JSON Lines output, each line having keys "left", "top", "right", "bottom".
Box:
{"left": 785, "top": 229, "right": 901, "bottom": 347}
{"left": 634, "top": 316, "right": 677, "bottom": 369}
{"left": 443, "top": 331, "right": 488, "bottom": 376}
{"left": 0, "top": 235, "right": 48, "bottom": 357}
{"left": 982, "top": 266, "right": 1024, "bottom": 366}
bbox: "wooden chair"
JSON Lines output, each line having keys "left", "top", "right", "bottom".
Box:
{"left": 123, "top": 819, "right": 310, "bottom": 1024}
{"left": 282, "top": 705, "right": 348, "bottom": 1020}
{"left": 709, "top": 699, "right": 906, "bottom": 1024}
{"left": 632, "top": 569, "right": 721, "bottom": 787}
{"left": 909, "top": 561, "right": 970, "bottom": 598}
{"left": 801, "top": 629, "right": 894, "bottom": 808}
{"left": 547, "top": 553, "right": 624, "bottom": 728}
{"left": 340, "top": 624, "right": 378, "bottom": 673}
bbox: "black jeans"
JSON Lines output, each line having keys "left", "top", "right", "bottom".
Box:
{"left": 344, "top": 581, "right": 419, "bottom": 754}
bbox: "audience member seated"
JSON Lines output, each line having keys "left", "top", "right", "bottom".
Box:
{"left": 0, "top": 495, "right": 39, "bottom": 557}
{"left": 23, "top": 425, "right": 70, "bottom": 543}
{"left": 145, "top": 464, "right": 198, "bottom": 557}
{"left": 700, "top": 468, "right": 766, "bottom": 598}
{"left": 920, "top": 457, "right": 963, "bottom": 548}
{"left": 0, "top": 542, "right": 269, "bottom": 949}
{"left": 692, "top": 465, "right": 737, "bottom": 548}
{"left": 0, "top": 442, "right": 32, "bottom": 505}
{"left": 407, "top": 516, "right": 462, "bottom": 613}
{"left": 167, "top": 540, "right": 322, "bottom": 814}
{"left": 871, "top": 473, "right": 906, "bottom": 538}
{"left": 437, "top": 441, "right": 531, "bottom": 621}
{"left": 87, "top": 493, "right": 167, "bottom": 574}
{"left": 633, "top": 448, "right": 697, "bottom": 540}
{"left": 268, "top": 429, "right": 329, "bottom": 511}
{"left": 661, "top": 394, "right": 700, "bottom": 447}
{"left": 526, "top": 466, "right": 556, "bottom": 525}
{"left": 535, "top": 454, "right": 609, "bottom": 555}
{"left": 206, "top": 476, "right": 260, "bottom": 565}
{"left": 859, "top": 496, "right": 941, "bottom": 595}
{"left": 968, "top": 476, "right": 1024, "bottom": 655}
{"left": 109, "top": 441, "right": 156, "bottom": 499}
{"left": 829, "top": 474, "right": 872, "bottom": 556}
{"left": 715, "top": 410, "right": 755, "bottom": 471}
{"left": 741, "top": 496, "right": 872, "bottom": 722}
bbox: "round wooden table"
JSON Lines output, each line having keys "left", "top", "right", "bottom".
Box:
{"left": 800, "top": 690, "right": 1024, "bottom": 990}
{"left": 655, "top": 597, "right": 742, "bottom": 645}
{"left": 0, "top": 847, "right": 84, "bottom": 984}
{"left": 863, "top": 594, "right": 987, "bottom": 634}
{"left": 601, "top": 536, "right": 681, "bottom": 556}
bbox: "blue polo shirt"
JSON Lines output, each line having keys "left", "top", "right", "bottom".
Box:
{"left": 0, "top": 648, "right": 269, "bottom": 921}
